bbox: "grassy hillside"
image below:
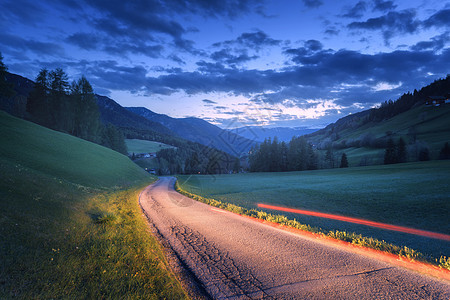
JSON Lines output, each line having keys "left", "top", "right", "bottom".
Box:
{"left": 308, "top": 104, "right": 450, "bottom": 165}
{"left": 178, "top": 162, "right": 450, "bottom": 259}
{"left": 0, "top": 111, "right": 187, "bottom": 299}
{"left": 126, "top": 139, "right": 176, "bottom": 154}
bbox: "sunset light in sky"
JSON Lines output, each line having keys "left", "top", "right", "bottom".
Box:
{"left": 1, "top": 0, "right": 449, "bottom": 128}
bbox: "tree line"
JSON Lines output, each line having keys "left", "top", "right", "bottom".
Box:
{"left": 368, "top": 75, "right": 450, "bottom": 122}
{"left": 248, "top": 136, "right": 350, "bottom": 173}
{"left": 157, "top": 144, "right": 240, "bottom": 175}
{"left": 25, "top": 68, "right": 127, "bottom": 154}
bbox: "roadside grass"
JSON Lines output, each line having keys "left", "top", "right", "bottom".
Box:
{"left": 176, "top": 161, "right": 450, "bottom": 269}
{"left": 0, "top": 112, "right": 188, "bottom": 299}
{"left": 126, "top": 139, "right": 176, "bottom": 154}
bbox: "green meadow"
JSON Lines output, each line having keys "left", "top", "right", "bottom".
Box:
{"left": 0, "top": 111, "right": 187, "bottom": 299}
{"left": 126, "top": 139, "right": 176, "bottom": 154}
{"left": 177, "top": 162, "right": 450, "bottom": 259}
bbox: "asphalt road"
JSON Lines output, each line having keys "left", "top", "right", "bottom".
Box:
{"left": 140, "top": 177, "right": 450, "bottom": 299}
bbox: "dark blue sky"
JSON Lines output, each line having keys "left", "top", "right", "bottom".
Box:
{"left": 1, "top": 0, "right": 449, "bottom": 128}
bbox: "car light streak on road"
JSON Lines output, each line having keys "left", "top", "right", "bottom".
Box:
{"left": 257, "top": 203, "right": 450, "bottom": 242}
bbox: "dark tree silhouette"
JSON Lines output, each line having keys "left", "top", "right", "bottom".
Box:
{"left": 0, "top": 53, "right": 15, "bottom": 98}
{"left": 340, "top": 153, "right": 349, "bottom": 168}
{"left": 439, "top": 142, "right": 450, "bottom": 160}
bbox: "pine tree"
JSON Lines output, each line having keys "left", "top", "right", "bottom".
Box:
{"left": 70, "top": 76, "right": 101, "bottom": 142}
{"left": 49, "top": 68, "right": 70, "bottom": 131}
{"left": 0, "top": 52, "right": 15, "bottom": 98}
{"left": 325, "top": 146, "right": 334, "bottom": 168}
{"left": 233, "top": 157, "right": 241, "bottom": 173}
{"left": 384, "top": 138, "right": 397, "bottom": 164}
{"left": 27, "top": 68, "right": 51, "bottom": 126}
{"left": 340, "top": 153, "right": 349, "bottom": 168}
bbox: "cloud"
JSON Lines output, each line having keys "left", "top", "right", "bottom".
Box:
{"left": 302, "top": 0, "right": 323, "bottom": 8}
{"left": 372, "top": 0, "right": 397, "bottom": 12}
{"left": 410, "top": 32, "right": 449, "bottom": 51}
{"left": 0, "top": 33, "right": 65, "bottom": 57}
{"left": 423, "top": 8, "right": 450, "bottom": 29}
{"left": 0, "top": 0, "right": 47, "bottom": 27}
{"left": 163, "top": 0, "right": 266, "bottom": 19}
{"left": 202, "top": 99, "right": 217, "bottom": 104}
{"left": 347, "top": 9, "right": 420, "bottom": 43}
{"left": 342, "top": 1, "right": 367, "bottom": 19}
{"left": 210, "top": 49, "right": 258, "bottom": 65}
{"left": 214, "top": 30, "right": 282, "bottom": 50}
{"left": 135, "top": 48, "right": 449, "bottom": 103}
{"left": 66, "top": 32, "right": 164, "bottom": 58}
{"left": 66, "top": 33, "right": 101, "bottom": 50}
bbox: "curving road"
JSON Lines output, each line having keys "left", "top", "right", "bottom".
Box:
{"left": 140, "top": 177, "right": 450, "bottom": 299}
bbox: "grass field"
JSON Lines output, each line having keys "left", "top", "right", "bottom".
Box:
{"left": 0, "top": 111, "right": 187, "bottom": 299}
{"left": 177, "top": 161, "right": 450, "bottom": 259}
{"left": 126, "top": 139, "right": 175, "bottom": 154}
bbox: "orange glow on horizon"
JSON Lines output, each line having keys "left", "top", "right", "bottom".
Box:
{"left": 257, "top": 203, "right": 450, "bottom": 241}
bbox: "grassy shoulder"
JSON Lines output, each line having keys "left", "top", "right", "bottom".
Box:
{"left": 0, "top": 112, "right": 188, "bottom": 298}
{"left": 176, "top": 167, "right": 450, "bottom": 270}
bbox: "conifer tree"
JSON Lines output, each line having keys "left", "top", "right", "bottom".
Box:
{"left": 384, "top": 138, "right": 397, "bottom": 164}
{"left": 70, "top": 76, "right": 101, "bottom": 142}
{"left": 27, "top": 68, "right": 51, "bottom": 125}
{"left": 340, "top": 153, "right": 349, "bottom": 168}
{"left": 0, "top": 52, "right": 15, "bottom": 98}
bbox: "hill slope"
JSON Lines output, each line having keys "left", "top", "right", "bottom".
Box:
{"left": 96, "top": 95, "right": 176, "bottom": 138}
{"left": 305, "top": 76, "right": 450, "bottom": 165}
{"left": 127, "top": 106, "right": 256, "bottom": 155}
{"left": 0, "top": 111, "right": 187, "bottom": 298}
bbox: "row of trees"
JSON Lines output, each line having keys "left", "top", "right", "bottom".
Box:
{"left": 248, "top": 136, "right": 351, "bottom": 173}
{"left": 249, "top": 136, "right": 318, "bottom": 172}
{"left": 26, "top": 68, "right": 127, "bottom": 154}
{"left": 369, "top": 75, "right": 450, "bottom": 122}
{"left": 157, "top": 145, "right": 240, "bottom": 175}
{"left": 384, "top": 138, "right": 407, "bottom": 164}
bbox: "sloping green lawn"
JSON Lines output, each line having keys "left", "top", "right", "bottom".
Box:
{"left": 0, "top": 111, "right": 188, "bottom": 299}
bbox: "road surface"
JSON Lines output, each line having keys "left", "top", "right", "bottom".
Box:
{"left": 139, "top": 177, "right": 449, "bottom": 299}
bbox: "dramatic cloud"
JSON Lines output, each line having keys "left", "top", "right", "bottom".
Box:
{"left": 3, "top": 0, "right": 449, "bottom": 128}
{"left": 423, "top": 9, "right": 450, "bottom": 29}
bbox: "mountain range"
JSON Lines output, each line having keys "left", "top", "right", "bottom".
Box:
{"left": 2, "top": 71, "right": 449, "bottom": 165}
{"left": 126, "top": 107, "right": 257, "bottom": 156}
{"left": 228, "top": 126, "right": 318, "bottom": 143}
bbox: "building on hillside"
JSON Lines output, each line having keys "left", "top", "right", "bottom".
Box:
{"left": 425, "top": 95, "right": 450, "bottom": 106}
